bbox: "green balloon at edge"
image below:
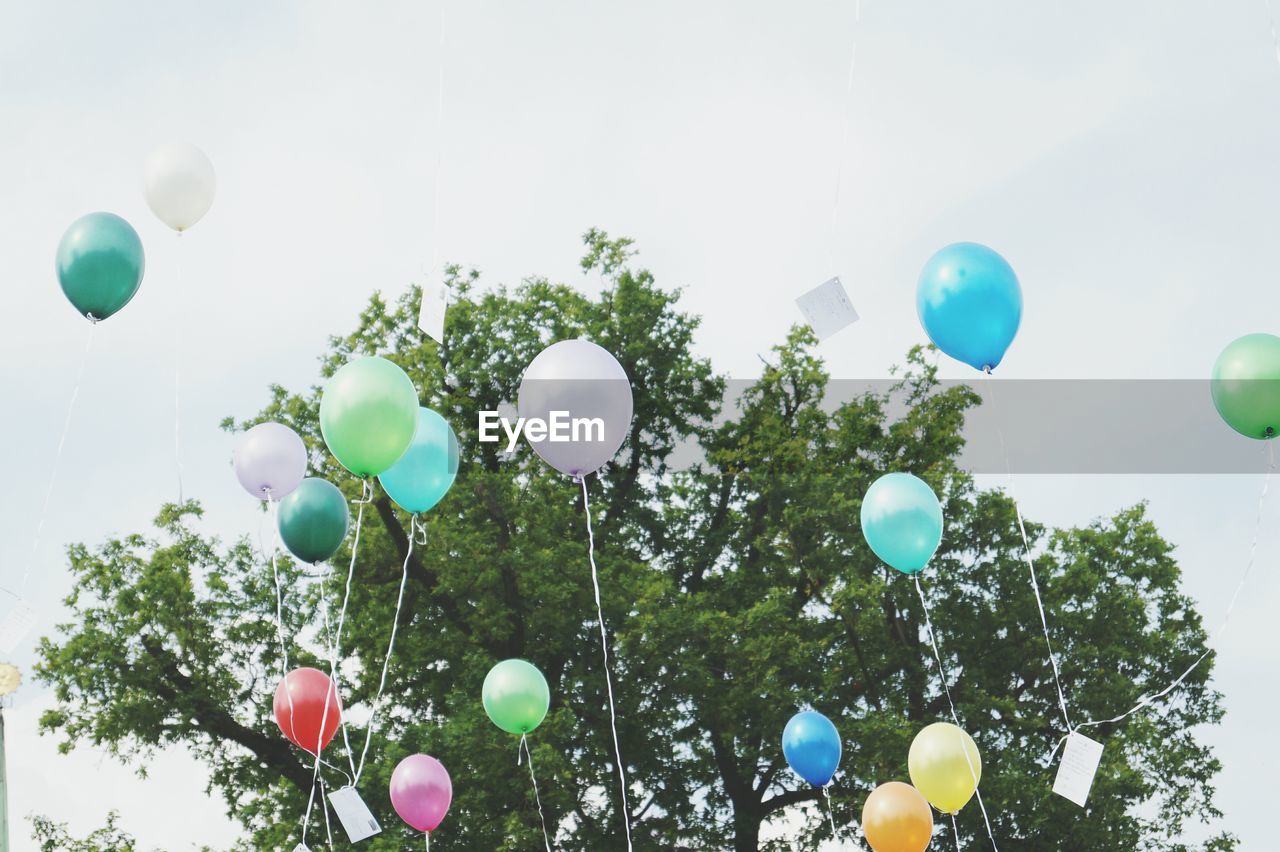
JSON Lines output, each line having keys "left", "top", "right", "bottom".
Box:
{"left": 56, "top": 212, "right": 146, "bottom": 322}
{"left": 278, "top": 478, "right": 350, "bottom": 564}
{"left": 860, "top": 472, "right": 943, "bottom": 575}
{"left": 482, "top": 659, "right": 550, "bottom": 735}
{"left": 320, "top": 356, "right": 420, "bottom": 477}
{"left": 1211, "top": 333, "right": 1280, "bottom": 440}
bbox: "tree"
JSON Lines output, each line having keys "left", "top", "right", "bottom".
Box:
{"left": 30, "top": 811, "right": 142, "bottom": 851}
{"left": 35, "top": 232, "right": 1233, "bottom": 850}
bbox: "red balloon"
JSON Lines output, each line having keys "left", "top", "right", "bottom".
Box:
{"left": 274, "top": 667, "right": 342, "bottom": 754}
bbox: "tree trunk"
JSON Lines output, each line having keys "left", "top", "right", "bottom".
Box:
{"left": 732, "top": 805, "right": 762, "bottom": 852}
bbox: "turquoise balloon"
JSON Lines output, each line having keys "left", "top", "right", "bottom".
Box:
{"left": 278, "top": 478, "right": 350, "bottom": 564}
{"left": 860, "top": 473, "right": 943, "bottom": 575}
{"left": 377, "top": 407, "right": 459, "bottom": 514}
{"left": 917, "top": 242, "right": 1021, "bottom": 372}
{"left": 56, "top": 212, "right": 145, "bottom": 322}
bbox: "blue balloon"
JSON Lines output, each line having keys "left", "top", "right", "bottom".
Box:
{"left": 782, "top": 710, "right": 841, "bottom": 787}
{"left": 917, "top": 242, "right": 1022, "bottom": 371}
{"left": 377, "top": 407, "right": 459, "bottom": 514}
{"left": 861, "top": 472, "right": 942, "bottom": 575}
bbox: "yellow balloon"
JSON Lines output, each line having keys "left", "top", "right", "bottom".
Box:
{"left": 908, "top": 722, "right": 982, "bottom": 813}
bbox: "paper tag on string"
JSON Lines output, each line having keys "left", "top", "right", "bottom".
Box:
{"left": 1053, "top": 731, "right": 1104, "bottom": 807}
{"left": 418, "top": 283, "right": 449, "bottom": 344}
{"left": 292, "top": 845, "right": 311, "bottom": 852}
{"left": 328, "top": 786, "right": 381, "bottom": 842}
{"left": 0, "top": 601, "right": 38, "bottom": 654}
{"left": 796, "top": 277, "right": 859, "bottom": 340}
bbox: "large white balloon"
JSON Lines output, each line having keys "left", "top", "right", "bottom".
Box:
{"left": 142, "top": 143, "right": 217, "bottom": 232}
{"left": 517, "top": 339, "right": 633, "bottom": 477}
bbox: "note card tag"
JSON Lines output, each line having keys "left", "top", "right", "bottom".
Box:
{"left": 418, "top": 283, "right": 448, "bottom": 344}
{"left": 292, "top": 845, "right": 311, "bottom": 852}
{"left": 0, "top": 601, "right": 37, "bottom": 654}
{"left": 328, "top": 786, "right": 381, "bottom": 842}
{"left": 795, "top": 277, "right": 859, "bottom": 340}
{"left": 1053, "top": 731, "right": 1104, "bottom": 807}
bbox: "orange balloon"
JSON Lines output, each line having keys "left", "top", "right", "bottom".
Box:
{"left": 862, "top": 781, "right": 934, "bottom": 852}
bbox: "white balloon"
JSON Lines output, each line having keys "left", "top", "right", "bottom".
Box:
{"left": 518, "top": 339, "right": 633, "bottom": 477}
{"left": 142, "top": 143, "right": 217, "bottom": 232}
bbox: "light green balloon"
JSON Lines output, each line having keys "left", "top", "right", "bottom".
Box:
{"left": 1211, "top": 333, "right": 1280, "bottom": 440}
{"left": 482, "top": 659, "right": 550, "bottom": 735}
{"left": 319, "top": 356, "right": 419, "bottom": 476}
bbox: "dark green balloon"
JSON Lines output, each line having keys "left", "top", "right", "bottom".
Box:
{"left": 1211, "top": 333, "right": 1280, "bottom": 439}
{"left": 56, "top": 212, "right": 145, "bottom": 322}
{"left": 278, "top": 478, "right": 350, "bottom": 564}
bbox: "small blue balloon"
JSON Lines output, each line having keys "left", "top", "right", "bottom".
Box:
{"left": 861, "top": 472, "right": 942, "bottom": 575}
{"left": 377, "top": 407, "right": 459, "bottom": 514}
{"left": 917, "top": 242, "right": 1022, "bottom": 372}
{"left": 783, "top": 710, "right": 841, "bottom": 787}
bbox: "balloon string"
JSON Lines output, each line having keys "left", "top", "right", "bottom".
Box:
{"left": 320, "top": 774, "right": 334, "bottom": 848}
{"left": 822, "top": 786, "right": 840, "bottom": 843}
{"left": 267, "top": 494, "right": 291, "bottom": 673}
{"left": 426, "top": 830, "right": 431, "bottom": 851}
{"left": 173, "top": 230, "right": 185, "bottom": 504}
{"left": 578, "top": 474, "right": 633, "bottom": 851}
{"left": 302, "top": 479, "right": 370, "bottom": 841}
{"left": 825, "top": 0, "right": 861, "bottom": 272}
{"left": 1056, "top": 442, "right": 1276, "bottom": 748}
{"left": 354, "top": 513, "right": 418, "bottom": 783}
{"left": 912, "top": 575, "right": 1000, "bottom": 851}
{"left": 951, "top": 813, "right": 961, "bottom": 852}
{"left": 1266, "top": 0, "right": 1280, "bottom": 68}
{"left": 521, "top": 733, "right": 553, "bottom": 851}
{"left": 983, "top": 371, "right": 1074, "bottom": 734}
{"left": 18, "top": 318, "right": 97, "bottom": 596}
{"left": 431, "top": 0, "right": 447, "bottom": 282}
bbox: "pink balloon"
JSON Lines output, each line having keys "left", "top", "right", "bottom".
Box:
{"left": 390, "top": 754, "right": 452, "bottom": 833}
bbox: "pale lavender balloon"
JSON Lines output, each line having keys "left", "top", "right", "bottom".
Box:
{"left": 517, "top": 339, "right": 633, "bottom": 477}
{"left": 233, "top": 422, "right": 307, "bottom": 500}
{"left": 390, "top": 754, "right": 452, "bottom": 833}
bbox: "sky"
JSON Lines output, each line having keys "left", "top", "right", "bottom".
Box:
{"left": 2, "top": 0, "right": 1280, "bottom": 848}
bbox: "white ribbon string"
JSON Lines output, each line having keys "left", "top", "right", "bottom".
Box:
{"left": 950, "top": 813, "right": 961, "bottom": 852}
{"left": 354, "top": 513, "right": 419, "bottom": 784}
{"left": 822, "top": 786, "right": 839, "bottom": 842}
{"left": 1052, "top": 443, "right": 1276, "bottom": 752}
{"left": 520, "top": 733, "right": 553, "bottom": 851}
{"left": 302, "top": 478, "right": 371, "bottom": 840}
{"left": 1266, "top": 0, "right": 1280, "bottom": 67}
{"left": 983, "top": 371, "right": 1074, "bottom": 734}
{"left": 578, "top": 474, "right": 633, "bottom": 850}
{"left": 266, "top": 493, "right": 290, "bottom": 673}
{"left": 825, "top": 0, "right": 862, "bottom": 272}
{"left": 912, "top": 574, "right": 1000, "bottom": 850}
{"left": 19, "top": 319, "right": 97, "bottom": 596}
{"left": 173, "top": 231, "right": 186, "bottom": 504}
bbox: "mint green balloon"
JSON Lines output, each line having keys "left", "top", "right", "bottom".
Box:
{"left": 278, "top": 478, "right": 350, "bottom": 564}
{"left": 1211, "top": 333, "right": 1280, "bottom": 439}
{"left": 319, "top": 356, "right": 419, "bottom": 477}
{"left": 56, "top": 212, "right": 145, "bottom": 321}
{"left": 860, "top": 472, "right": 943, "bottom": 575}
{"left": 482, "top": 659, "right": 550, "bottom": 735}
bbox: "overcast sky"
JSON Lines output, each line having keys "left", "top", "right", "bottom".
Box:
{"left": 2, "top": 0, "right": 1280, "bottom": 848}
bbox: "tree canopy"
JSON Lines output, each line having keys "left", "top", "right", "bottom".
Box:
{"left": 35, "top": 231, "right": 1232, "bottom": 850}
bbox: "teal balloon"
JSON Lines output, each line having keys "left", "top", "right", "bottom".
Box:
{"left": 56, "top": 212, "right": 145, "bottom": 322}
{"left": 917, "top": 242, "right": 1021, "bottom": 372}
{"left": 278, "top": 478, "right": 350, "bottom": 564}
{"left": 378, "top": 407, "right": 459, "bottom": 514}
{"left": 861, "top": 472, "right": 943, "bottom": 575}
{"left": 1211, "top": 333, "right": 1280, "bottom": 439}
